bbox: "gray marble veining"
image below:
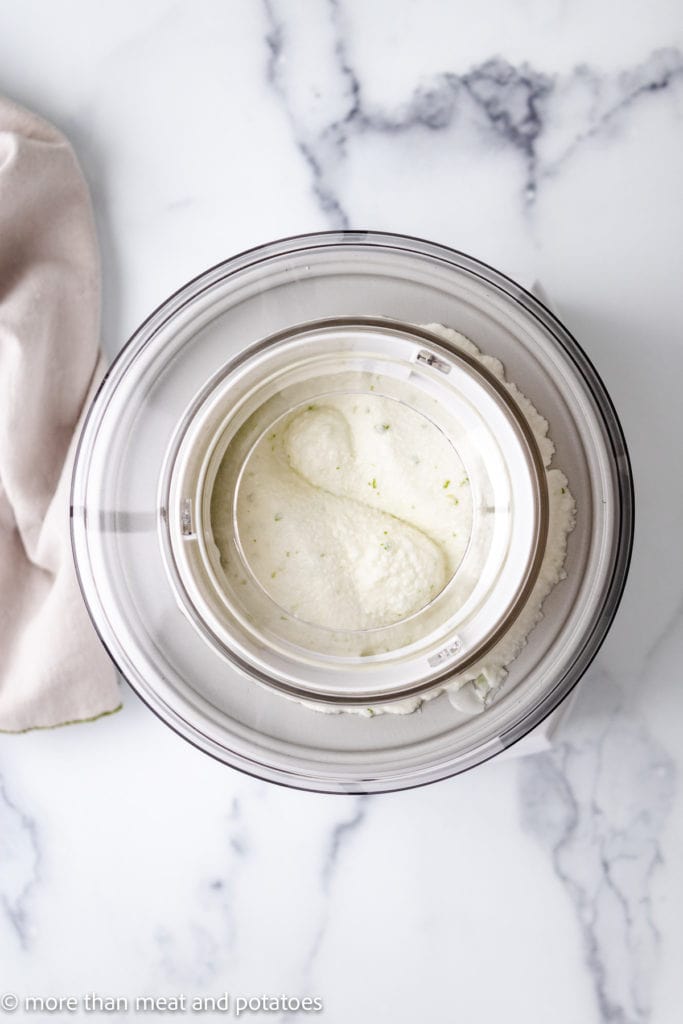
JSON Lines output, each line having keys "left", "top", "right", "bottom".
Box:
{"left": 520, "top": 667, "right": 676, "bottom": 1024}
{"left": 0, "top": 773, "right": 40, "bottom": 950}
{"left": 264, "top": 0, "right": 683, "bottom": 222}
{"left": 0, "top": 2, "right": 682, "bottom": 1020}
{"left": 302, "top": 794, "right": 370, "bottom": 978}
{"left": 153, "top": 797, "right": 250, "bottom": 987}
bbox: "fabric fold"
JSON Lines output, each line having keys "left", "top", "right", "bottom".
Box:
{"left": 0, "top": 96, "right": 120, "bottom": 732}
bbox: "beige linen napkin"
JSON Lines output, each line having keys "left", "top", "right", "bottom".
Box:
{"left": 0, "top": 97, "right": 121, "bottom": 731}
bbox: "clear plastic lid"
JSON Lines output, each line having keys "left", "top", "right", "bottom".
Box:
{"left": 163, "top": 318, "right": 548, "bottom": 705}
{"left": 71, "top": 232, "right": 633, "bottom": 792}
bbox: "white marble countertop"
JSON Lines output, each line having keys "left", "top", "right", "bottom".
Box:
{"left": 1, "top": 2, "right": 683, "bottom": 1021}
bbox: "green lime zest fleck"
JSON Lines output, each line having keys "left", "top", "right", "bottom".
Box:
{"left": 561, "top": 486, "right": 566, "bottom": 494}
{"left": 443, "top": 479, "right": 451, "bottom": 489}
{"left": 271, "top": 571, "right": 277, "bottom": 578}
{"left": 366, "top": 707, "right": 376, "bottom": 717}
{"left": 306, "top": 404, "right": 317, "bottom": 411}
{"left": 274, "top": 513, "right": 283, "bottom": 522}
{"left": 460, "top": 475, "right": 469, "bottom": 486}
{"left": 370, "top": 477, "right": 377, "bottom": 489}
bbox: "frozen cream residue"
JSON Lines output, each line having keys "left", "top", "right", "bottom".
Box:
{"left": 210, "top": 323, "right": 576, "bottom": 719}
{"left": 409, "top": 323, "right": 576, "bottom": 717}
{"left": 295, "top": 323, "right": 576, "bottom": 717}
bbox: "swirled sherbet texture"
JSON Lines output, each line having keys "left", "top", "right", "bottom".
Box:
{"left": 210, "top": 323, "right": 576, "bottom": 719}
{"left": 232, "top": 395, "right": 472, "bottom": 631}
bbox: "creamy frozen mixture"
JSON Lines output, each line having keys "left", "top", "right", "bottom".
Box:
{"left": 233, "top": 395, "right": 472, "bottom": 632}
{"left": 211, "top": 324, "right": 576, "bottom": 716}
{"left": 422, "top": 324, "right": 576, "bottom": 716}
